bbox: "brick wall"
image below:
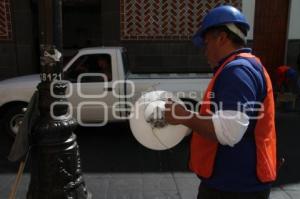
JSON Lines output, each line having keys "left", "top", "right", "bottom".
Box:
{"left": 112, "top": 0, "right": 243, "bottom": 73}
{"left": 0, "top": 0, "right": 12, "bottom": 41}
{"left": 120, "top": 0, "right": 241, "bottom": 41}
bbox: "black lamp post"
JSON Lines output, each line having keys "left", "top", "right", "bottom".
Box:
{"left": 27, "top": 0, "right": 90, "bottom": 198}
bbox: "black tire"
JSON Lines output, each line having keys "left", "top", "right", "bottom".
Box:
{"left": 0, "top": 103, "right": 27, "bottom": 157}
{"left": 1, "top": 103, "right": 27, "bottom": 138}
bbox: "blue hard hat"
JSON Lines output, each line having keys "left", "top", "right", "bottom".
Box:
{"left": 192, "top": 5, "right": 250, "bottom": 48}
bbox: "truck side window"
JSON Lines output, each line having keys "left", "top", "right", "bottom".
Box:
{"left": 94, "top": 54, "right": 112, "bottom": 82}
{"left": 65, "top": 54, "right": 112, "bottom": 82}
{"left": 64, "top": 55, "right": 88, "bottom": 82}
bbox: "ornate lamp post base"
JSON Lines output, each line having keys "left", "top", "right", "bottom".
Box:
{"left": 27, "top": 0, "right": 91, "bottom": 198}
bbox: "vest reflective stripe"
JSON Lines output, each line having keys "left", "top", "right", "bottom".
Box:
{"left": 189, "top": 52, "right": 277, "bottom": 182}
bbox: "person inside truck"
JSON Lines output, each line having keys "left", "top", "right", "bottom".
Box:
{"left": 164, "top": 5, "right": 276, "bottom": 199}
{"left": 95, "top": 55, "right": 112, "bottom": 81}
{"left": 65, "top": 54, "right": 112, "bottom": 82}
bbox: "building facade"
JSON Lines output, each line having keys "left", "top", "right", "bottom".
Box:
{"left": 0, "top": 0, "right": 299, "bottom": 80}
{"left": 0, "top": 0, "right": 37, "bottom": 80}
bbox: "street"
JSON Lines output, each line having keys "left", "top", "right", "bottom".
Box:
{"left": 1, "top": 112, "right": 300, "bottom": 198}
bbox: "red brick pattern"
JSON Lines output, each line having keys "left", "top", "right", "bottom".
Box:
{"left": 120, "top": 0, "right": 241, "bottom": 40}
{"left": 0, "top": 0, "right": 12, "bottom": 41}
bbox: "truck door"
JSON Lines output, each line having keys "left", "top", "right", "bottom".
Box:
{"left": 64, "top": 52, "right": 118, "bottom": 126}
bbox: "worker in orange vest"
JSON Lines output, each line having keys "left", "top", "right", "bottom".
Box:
{"left": 164, "top": 5, "right": 276, "bottom": 199}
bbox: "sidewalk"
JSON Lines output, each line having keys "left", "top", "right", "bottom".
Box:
{"left": 1, "top": 172, "right": 300, "bottom": 199}
{"left": 1, "top": 107, "right": 300, "bottom": 198}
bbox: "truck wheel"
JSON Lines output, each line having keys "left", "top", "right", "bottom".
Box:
{"left": 0, "top": 103, "right": 26, "bottom": 157}
{"left": 2, "top": 103, "right": 27, "bottom": 138}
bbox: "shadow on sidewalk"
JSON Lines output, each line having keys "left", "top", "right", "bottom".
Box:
{"left": 1, "top": 112, "right": 300, "bottom": 188}
{"left": 274, "top": 111, "right": 300, "bottom": 187}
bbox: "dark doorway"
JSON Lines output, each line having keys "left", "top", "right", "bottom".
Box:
{"left": 30, "top": 0, "right": 102, "bottom": 68}
{"left": 252, "top": 0, "right": 290, "bottom": 81}
{"left": 63, "top": 0, "right": 102, "bottom": 50}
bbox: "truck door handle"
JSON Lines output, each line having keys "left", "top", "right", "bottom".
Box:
{"left": 104, "top": 87, "right": 113, "bottom": 91}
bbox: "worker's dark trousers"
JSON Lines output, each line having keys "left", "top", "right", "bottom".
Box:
{"left": 197, "top": 184, "right": 270, "bottom": 199}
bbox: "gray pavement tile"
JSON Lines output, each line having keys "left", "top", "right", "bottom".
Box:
{"left": 270, "top": 187, "right": 292, "bottom": 199}
{"left": 107, "top": 191, "right": 143, "bottom": 199}
{"left": 107, "top": 177, "right": 143, "bottom": 199}
{"left": 282, "top": 183, "right": 300, "bottom": 191}
{"left": 142, "top": 173, "right": 173, "bottom": 179}
{"left": 3, "top": 173, "right": 300, "bottom": 199}
{"left": 15, "top": 174, "right": 30, "bottom": 199}
{"left": 0, "top": 174, "right": 29, "bottom": 199}
{"left": 280, "top": 183, "right": 300, "bottom": 199}
{"left": 173, "top": 174, "right": 199, "bottom": 199}
{"left": 177, "top": 191, "right": 197, "bottom": 199}
{"left": 172, "top": 172, "right": 197, "bottom": 179}
{"left": 282, "top": 190, "right": 300, "bottom": 199}
{"left": 85, "top": 173, "right": 112, "bottom": 179}
{"left": 142, "top": 174, "right": 177, "bottom": 191}
{"left": 0, "top": 174, "right": 15, "bottom": 192}
{"left": 110, "top": 173, "right": 143, "bottom": 179}
{"left": 0, "top": 174, "right": 15, "bottom": 199}
{"left": 143, "top": 191, "right": 180, "bottom": 199}
{"left": 84, "top": 175, "right": 110, "bottom": 199}
{"left": 108, "top": 178, "right": 143, "bottom": 191}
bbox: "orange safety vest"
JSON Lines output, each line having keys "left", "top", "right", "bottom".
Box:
{"left": 189, "top": 52, "right": 277, "bottom": 183}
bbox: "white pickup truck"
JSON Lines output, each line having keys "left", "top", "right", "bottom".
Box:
{"left": 0, "top": 47, "right": 211, "bottom": 137}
